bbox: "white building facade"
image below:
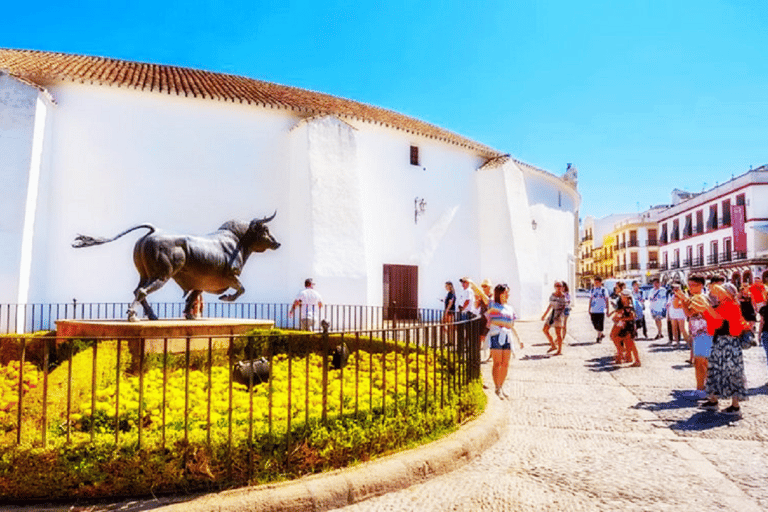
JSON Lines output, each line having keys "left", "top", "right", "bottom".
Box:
{"left": 0, "top": 49, "right": 579, "bottom": 321}
{"left": 658, "top": 166, "right": 768, "bottom": 284}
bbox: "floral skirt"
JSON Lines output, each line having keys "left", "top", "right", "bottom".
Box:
{"left": 705, "top": 334, "right": 748, "bottom": 400}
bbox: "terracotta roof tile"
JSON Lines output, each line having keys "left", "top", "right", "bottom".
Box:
{"left": 0, "top": 48, "right": 502, "bottom": 156}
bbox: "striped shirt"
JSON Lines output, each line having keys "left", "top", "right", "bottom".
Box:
{"left": 488, "top": 301, "right": 516, "bottom": 331}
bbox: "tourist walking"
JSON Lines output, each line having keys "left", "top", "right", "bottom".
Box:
{"left": 589, "top": 277, "right": 610, "bottom": 343}
{"left": 562, "top": 282, "right": 572, "bottom": 337}
{"left": 676, "top": 275, "right": 711, "bottom": 399}
{"left": 648, "top": 278, "right": 667, "bottom": 340}
{"left": 479, "top": 279, "right": 494, "bottom": 362}
{"left": 289, "top": 278, "right": 323, "bottom": 331}
{"left": 632, "top": 280, "right": 647, "bottom": 339}
{"left": 666, "top": 283, "right": 689, "bottom": 347}
{"left": 542, "top": 281, "right": 568, "bottom": 355}
{"left": 610, "top": 289, "right": 640, "bottom": 366}
{"left": 483, "top": 283, "right": 522, "bottom": 398}
{"left": 697, "top": 283, "right": 749, "bottom": 416}
{"left": 739, "top": 283, "right": 757, "bottom": 330}
{"left": 457, "top": 277, "right": 475, "bottom": 316}
{"left": 442, "top": 281, "right": 456, "bottom": 325}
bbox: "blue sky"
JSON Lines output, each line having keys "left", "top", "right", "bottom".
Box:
{"left": 4, "top": 0, "right": 767, "bottom": 220}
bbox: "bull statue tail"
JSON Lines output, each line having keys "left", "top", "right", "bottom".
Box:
{"left": 72, "top": 224, "right": 156, "bottom": 248}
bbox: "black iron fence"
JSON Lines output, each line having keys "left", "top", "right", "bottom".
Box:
{"left": 0, "top": 308, "right": 481, "bottom": 492}
{"left": 0, "top": 302, "right": 447, "bottom": 335}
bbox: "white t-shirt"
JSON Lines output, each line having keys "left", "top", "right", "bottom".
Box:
{"left": 457, "top": 286, "right": 475, "bottom": 313}
{"left": 295, "top": 288, "right": 322, "bottom": 319}
{"left": 667, "top": 296, "right": 686, "bottom": 320}
{"left": 648, "top": 287, "right": 667, "bottom": 313}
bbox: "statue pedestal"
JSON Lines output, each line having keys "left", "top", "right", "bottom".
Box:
{"left": 55, "top": 319, "right": 274, "bottom": 361}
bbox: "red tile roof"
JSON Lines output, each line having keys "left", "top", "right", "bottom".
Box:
{"left": 0, "top": 48, "right": 502, "bottom": 157}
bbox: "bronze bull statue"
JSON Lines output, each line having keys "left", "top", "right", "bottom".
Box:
{"left": 73, "top": 213, "right": 281, "bottom": 321}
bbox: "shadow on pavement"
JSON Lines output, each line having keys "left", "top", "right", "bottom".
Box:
{"left": 632, "top": 390, "right": 703, "bottom": 412}
{"left": 669, "top": 410, "right": 741, "bottom": 431}
{"left": 584, "top": 356, "right": 620, "bottom": 372}
{"left": 520, "top": 354, "right": 551, "bottom": 361}
{"left": 569, "top": 342, "right": 594, "bottom": 347}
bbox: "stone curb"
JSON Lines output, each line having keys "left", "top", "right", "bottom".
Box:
{"left": 155, "top": 385, "right": 507, "bottom": 512}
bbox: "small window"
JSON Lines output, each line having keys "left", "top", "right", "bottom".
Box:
{"left": 410, "top": 145, "right": 420, "bottom": 166}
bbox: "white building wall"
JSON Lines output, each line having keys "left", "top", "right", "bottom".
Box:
{"left": 29, "top": 82, "right": 292, "bottom": 304}
{"left": 0, "top": 77, "right": 579, "bottom": 319}
{"left": 353, "top": 122, "right": 485, "bottom": 310}
{"left": 0, "top": 74, "right": 48, "bottom": 304}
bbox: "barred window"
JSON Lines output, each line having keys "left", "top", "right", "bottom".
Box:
{"left": 410, "top": 145, "right": 420, "bottom": 166}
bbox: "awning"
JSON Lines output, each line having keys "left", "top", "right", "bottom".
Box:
{"left": 750, "top": 223, "right": 768, "bottom": 233}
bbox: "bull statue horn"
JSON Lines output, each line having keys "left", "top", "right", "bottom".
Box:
{"left": 261, "top": 211, "right": 277, "bottom": 223}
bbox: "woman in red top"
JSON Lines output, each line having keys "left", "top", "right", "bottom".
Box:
{"left": 694, "top": 283, "right": 749, "bottom": 416}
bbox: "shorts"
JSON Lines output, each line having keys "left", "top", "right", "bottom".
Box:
{"left": 590, "top": 312, "right": 605, "bottom": 332}
{"left": 651, "top": 309, "right": 665, "bottom": 321}
{"left": 490, "top": 334, "right": 511, "bottom": 350}
{"left": 692, "top": 333, "right": 713, "bottom": 358}
{"left": 549, "top": 314, "right": 565, "bottom": 328}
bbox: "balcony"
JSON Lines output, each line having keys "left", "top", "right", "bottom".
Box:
{"left": 627, "top": 240, "right": 639, "bottom": 248}
{"left": 692, "top": 257, "right": 704, "bottom": 268}
{"left": 707, "top": 254, "right": 719, "bottom": 265}
{"left": 629, "top": 263, "right": 640, "bottom": 270}
{"left": 671, "top": 261, "right": 681, "bottom": 269}
{"left": 646, "top": 239, "right": 658, "bottom": 246}
{"left": 659, "top": 263, "right": 669, "bottom": 271}
{"left": 720, "top": 252, "right": 732, "bottom": 263}
{"left": 647, "top": 261, "right": 659, "bottom": 269}
{"left": 735, "top": 251, "right": 747, "bottom": 261}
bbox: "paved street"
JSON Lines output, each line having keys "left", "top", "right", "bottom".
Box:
{"left": 332, "top": 297, "right": 768, "bottom": 511}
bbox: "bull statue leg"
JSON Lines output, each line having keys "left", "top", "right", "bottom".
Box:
{"left": 219, "top": 279, "right": 245, "bottom": 302}
{"left": 128, "top": 277, "right": 169, "bottom": 321}
{"left": 183, "top": 290, "right": 203, "bottom": 320}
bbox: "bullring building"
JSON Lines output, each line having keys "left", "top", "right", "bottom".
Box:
{"left": 0, "top": 48, "right": 579, "bottom": 320}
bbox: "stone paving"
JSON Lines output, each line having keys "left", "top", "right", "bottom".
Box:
{"left": 330, "top": 297, "right": 768, "bottom": 511}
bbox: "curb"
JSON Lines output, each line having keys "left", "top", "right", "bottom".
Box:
{"left": 156, "top": 385, "right": 507, "bottom": 512}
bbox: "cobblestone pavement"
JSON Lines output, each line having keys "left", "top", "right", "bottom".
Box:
{"left": 331, "top": 298, "right": 768, "bottom": 511}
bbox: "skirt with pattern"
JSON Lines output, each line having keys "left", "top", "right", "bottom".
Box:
{"left": 705, "top": 334, "right": 748, "bottom": 400}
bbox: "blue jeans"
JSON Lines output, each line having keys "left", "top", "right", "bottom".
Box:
{"left": 762, "top": 331, "right": 768, "bottom": 365}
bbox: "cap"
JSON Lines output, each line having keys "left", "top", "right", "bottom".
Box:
{"left": 481, "top": 278, "right": 492, "bottom": 287}
{"left": 621, "top": 289, "right": 632, "bottom": 296}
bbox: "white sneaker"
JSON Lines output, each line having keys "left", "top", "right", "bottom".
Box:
{"left": 682, "top": 390, "right": 707, "bottom": 399}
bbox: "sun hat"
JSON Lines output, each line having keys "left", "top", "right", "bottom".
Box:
{"left": 721, "top": 282, "right": 738, "bottom": 298}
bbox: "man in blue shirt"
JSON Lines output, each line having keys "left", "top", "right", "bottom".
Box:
{"left": 589, "top": 276, "right": 610, "bottom": 343}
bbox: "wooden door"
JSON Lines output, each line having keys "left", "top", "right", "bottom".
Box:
{"left": 383, "top": 264, "right": 418, "bottom": 320}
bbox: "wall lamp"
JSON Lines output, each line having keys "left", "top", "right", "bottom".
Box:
{"left": 415, "top": 197, "right": 427, "bottom": 224}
